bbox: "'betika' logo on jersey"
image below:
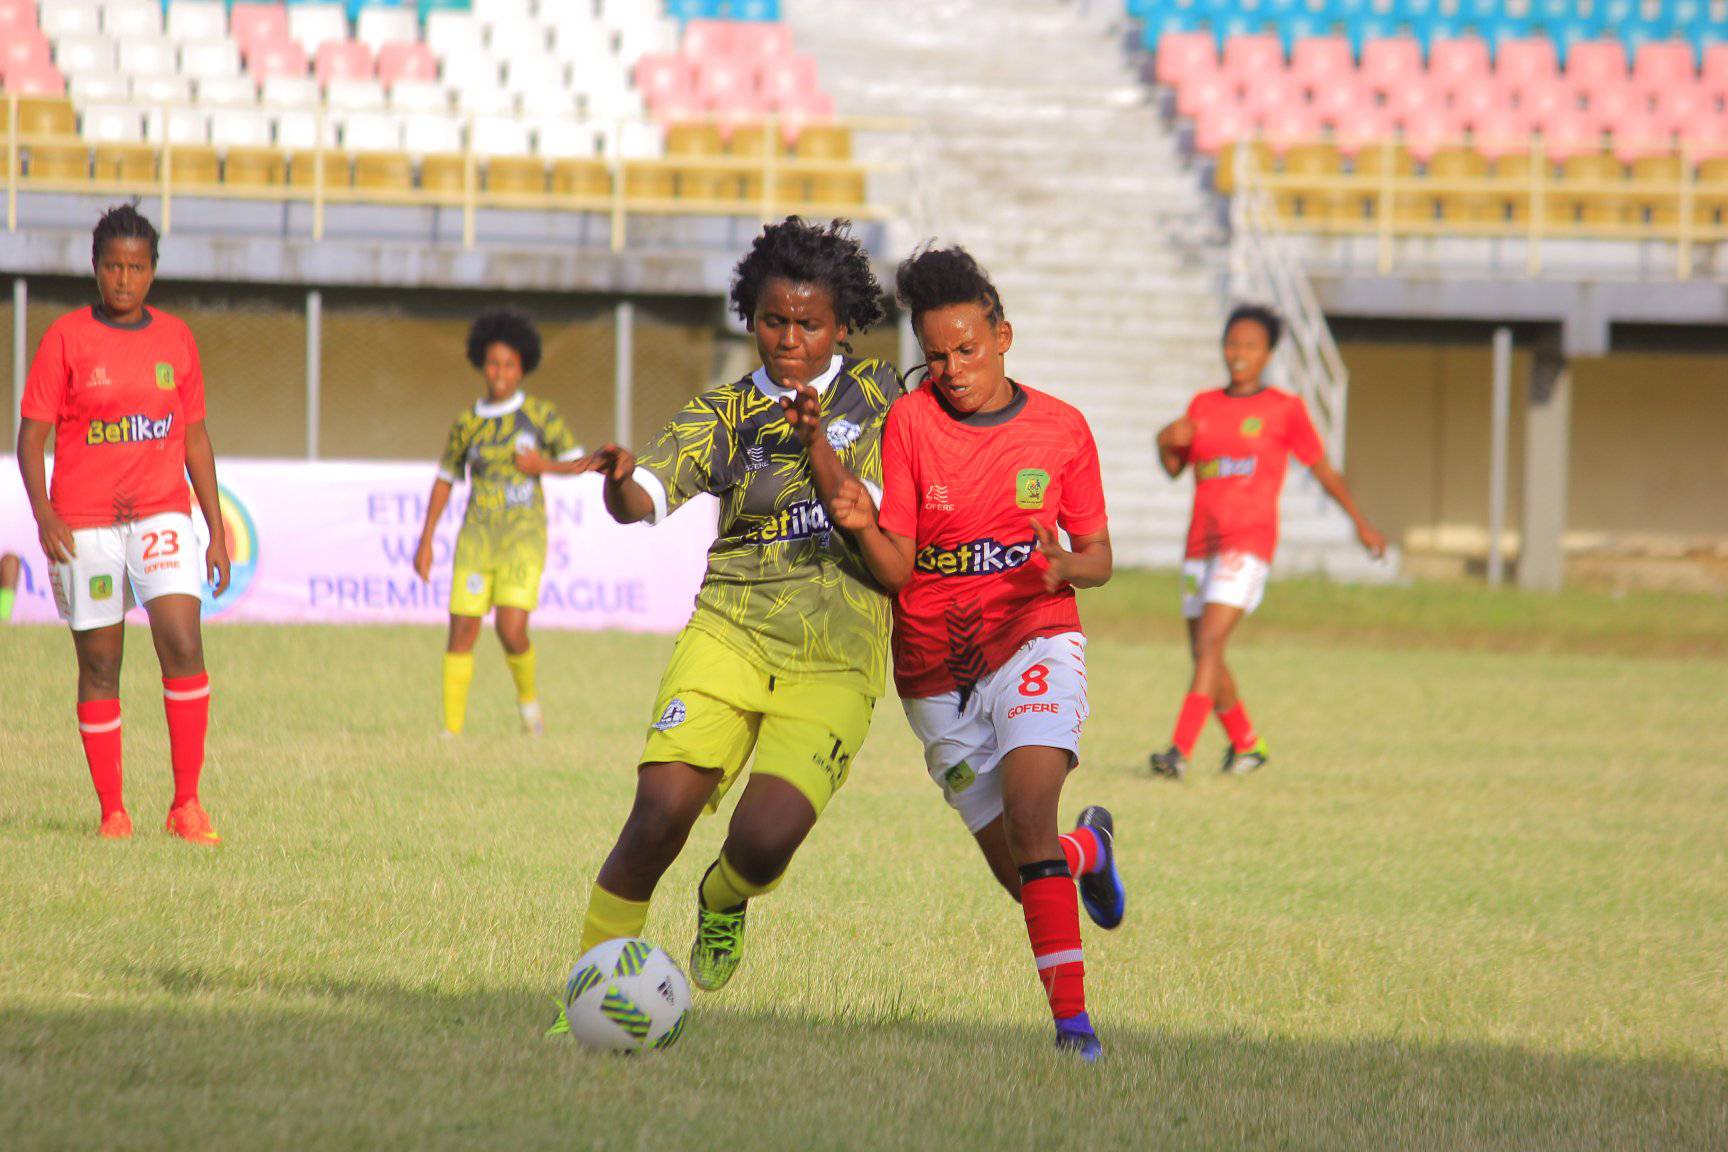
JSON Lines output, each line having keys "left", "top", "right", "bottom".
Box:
{"left": 739, "top": 499, "right": 833, "bottom": 546}
{"left": 86, "top": 413, "right": 173, "bottom": 446}
{"left": 915, "top": 537, "right": 1035, "bottom": 577}
{"left": 1015, "top": 469, "right": 1049, "bottom": 510}
{"left": 1194, "top": 456, "right": 1257, "bottom": 481}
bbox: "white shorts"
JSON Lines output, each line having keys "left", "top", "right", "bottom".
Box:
{"left": 1182, "top": 552, "right": 1270, "bottom": 620}
{"left": 901, "top": 632, "right": 1089, "bottom": 834}
{"left": 49, "top": 512, "right": 203, "bottom": 631}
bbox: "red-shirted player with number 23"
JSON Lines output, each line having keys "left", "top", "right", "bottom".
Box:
{"left": 1149, "top": 304, "right": 1385, "bottom": 781}
{"left": 16, "top": 206, "right": 229, "bottom": 844}
{"left": 802, "top": 246, "right": 1126, "bottom": 1063}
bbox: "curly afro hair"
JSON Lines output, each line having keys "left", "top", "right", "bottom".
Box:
{"left": 92, "top": 203, "right": 159, "bottom": 267}
{"left": 894, "top": 244, "right": 1004, "bottom": 326}
{"left": 1225, "top": 303, "right": 1282, "bottom": 349}
{"left": 466, "top": 309, "right": 542, "bottom": 375}
{"left": 729, "top": 217, "right": 886, "bottom": 340}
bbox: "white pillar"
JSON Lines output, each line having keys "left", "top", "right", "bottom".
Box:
{"left": 11, "top": 277, "right": 25, "bottom": 444}
{"left": 1487, "top": 327, "right": 1512, "bottom": 588}
{"left": 1519, "top": 347, "right": 1572, "bottom": 592}
{"left": 305, "top": 289, "right": 322, "bottom": 460}
{"left": 614, "top": 300, "right": 634, "bottom": 445}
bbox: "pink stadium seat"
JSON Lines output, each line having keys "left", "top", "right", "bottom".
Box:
{"left": 1472, "top": 109, "right": 1536, "bottom": 160}
{"left": 777, "top": 90, "right": 835, "bottom": 141}
{"left": 1651, "top": 81, "right": 1709, "bottom": 134}
{"left": 1610, "top": 114, "right": 1671, "bottom": 163}
{"left": 1683, "top": 112, "right": 1728, "bottom": 159}
{"left": 1450, "top": 80, "right": 1508, "bottom": 129}
{"left": 1241, "top": 73, "right": 1301, "bottom": 124}
{"left": 1403, "top": 110, "right": 1455, "bottom": 162}
{"left": 1155, "top": 30, "right": 1216, "bottom": 88}
{"left": 249, "top": 41, "right": 309, "bottom": 81}
{"left": 1289, "top": 36, "right": 1353, "bottom": 90}
{"left": 681, "top": 20, "right": 735, "bottom": 60}
{"left": 696, "top": 57, "right": 757, "bottom": 111}
{"left": 1309, "top": 76, "right": 1369, "bottom": 128}
{"left": 316, "top": 42, "right": 376, "bottom": 86}
{"left": 1222, "top": 33, "right": 1284, "bottom": 79}
{"left": 1580, "top": 82, "right": 1645, "bottom": 133}
{"left": 1515, "top": 76, "right": 1577, "bottom": 127}
{"left": 729, "top": 23, "right": 795, "bottom": 61}
{"left": 1566, "top": 41, "right": 1629, "bottom": 89}
{"left": 0, "top": 2, "right": 36, "bottom": 40}
{"left": 378, "top": 43, "right": 438, "bottom": 87}
{"left": 232, "top": 4, "right": 291, "bottom": 55}
{"left": 757, "top": 55, "right": 821, "bottom": 110}
{"left": 1542, "top": 113, "right": 1599, "bottom": 161}
{"left": 1632, "top": 41, "right": 1697, "bottom": 97}
{"left": 1496, "top": 39, "right": 1559, "bottom": 90}
{"left": 636, "top": 54, "right": 695, "bottom": 104}
{"left": 3, "top": 63, "right": 65, "bottom": 96}
{"left": 1333, "top": 105, "right": 1390, "bottom": 156}
{"left": 1262, "top": 104, "right": 1318, "bottom": 154}
{"left": 0, "top": 30, "right": 51, "bottom": 78}
{"left": 1361, "top": 37, "right": 1423, "bottom": 95}
{"left": 1177, "top": 72, "right": 1236, "bottom": 120}
{"left": 1194, "top": 104, "right": 1252, "bottom": 155}
{"left": 1700, "top": 44, "right": 1728, "bottom": 99}
{"left": 1385, "top": 76, "right": 1443, "bottom": 125}
{"left": 1429, "top": 37, "right": 1492, "bottom": 94}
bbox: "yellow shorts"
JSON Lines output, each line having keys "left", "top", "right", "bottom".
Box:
{"left": 641, "top": 627, "right": 876, "bottom": 817}
{"left": 450, "top": 557, "right": 543, "bottom": 617}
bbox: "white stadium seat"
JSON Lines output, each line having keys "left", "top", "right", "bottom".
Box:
{"left": 287, "top": 4, "right": 348, "bottom": 55}
{"left": 274, "top": 109, "right": 338, "bottom": 150}
{"left": 116, "top": 38, "right": 177, "bottom": 77}
{"left": 474, "top": 0, "right": 534, "bottom": 22}
{"left": 342, "top": 111, "right": 405, "bottom": 153}
{"left": 503, "top": 52, "right": 565, "bottom": 96}
{"left": 180, "top": 39, "right": 243, "bottom": 81}
{"left": 146, "top": 105, "right": 212, "bottom": 145}
{"left": 612, "top": 120, "right": 663, "bottom": 160}
{"left": 42, "top": 4, "right": 103, "bottom": 39}
{"left": 356, "top": 8, "right": 418, "bottom": 50}
{"left": 262, "top": 77, "right": 321, "bottom": 110}
{"left": 615, "top": 17, "right": 676, "bottom": 64}
{"left": 553, "top": 23, "right": 617, "bottom": 67}
{"left": 455, "top": 85, "right": 516, "bottom": 116}
{"left": 165, "top": 0, "right": 227, "bottom": 42}
{"left": 326, "top": 79, "right": 387, "bottom": 112}
{"left": 209, "top": 108, "right": 273, "bottom": 148}
{"left": 102, "top": 1, "right": 163, "bottom": 39}
{"left": 470, "top": 114, "right": 534, "bottom": 157}
{"left": 533, "top": 118, "right": 601, "bottom": 159}
{"left": 70, "top": 73, "right": 132, "bottom": 104}
{"left": 82, "top": 103, "right": 146, "bottom": 143}
{"left": 390, "top": 82, "right": 451, "bottom": 115}
{"left": 424, "top": 12, "right": 480, "bottom": 61}
{"left": 132, "top": 73, "right": 194, "bottom": 106}
{"left": 581, "top": 84, "right": 643, "bottom": 124}
{"left": 196, "top": 75, "right": 259, "bottom": 107}
{"left": 442, "top": 50, "right": 502, "bottom": 94}
{"left": 55, "top": 35, "right": 119, "bottom": 77}
{"left": 402, "top": 113, "right": 463, "bottom": 155}
{"left": 487, "top": 17, "right": 548, "bottom": 59}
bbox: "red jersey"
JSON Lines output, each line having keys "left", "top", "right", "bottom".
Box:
{"left": 21, "top": 306, "right": 205, "bottom": 529}
{"left": 1183, "top": 386, "right": 1323, "bottom": 562}
{"left": 879, "top": 382, "right": 1108, "bottom": 699}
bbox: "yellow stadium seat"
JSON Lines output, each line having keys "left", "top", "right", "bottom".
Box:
{"left": 93, "top": 143, "right": 156, "bottom": 184}
{"left": 19, "top": 96, "right": 76, "bottom": 137}
{"left": 1491, "top": 151, "right": 1554, "bottom": 223}
{"left": 551, "top": 158, "right": 610, "bottom": 200}
{"left": 419, "top": 154, "right": 468, "bottom": 195}
{"left": 808, "top": 168, "right": 866, "bottom": 209}
{"left": 1351, "top": 143, "right": 1422, "bottom": 225}
{"left": 1691, "top": 157, "right": 1728, "bottom": 234}
{"left": 1627, "top": 155, "right": 1682, "bottom": 228}
{"left": 225, "top": 147, "right": 284, "bottom": 188}
{"left": 666, "top": 123, "right": 724, "bottom": 156}
{"left": 26, "top": 141, "right": 88, "bottom": 181}
{"left": 729, "top": 124, "right": 799, "bottom": 202}
{"left": 1550, "top": 153, "right": 1627, "bottom": 231}
{"left": 793, "top": 125, "right": 851, "bottom": 161}
{"left": 486, "top": 156, "right": 546, "bottom": 195}
{"left": 667, "top": 123, "right": 731, "bottom": 201}
{"left": 1277, "top": 142, "right": 1343, "bottom": 225}
{"left": 1214, "top": 139, "right": 1273, "bottom": 195}
{"left": 352, "top": 151, "right": 412, "bottom": 190}
{"left": 623, "top": 159, "right": 675, "bottom": 201}
{"left": 166, "top": 146, "right": 221, "bottom": 188}
{"left": 1427, "top": 147, "right": 1493, "bottom": 224}
{"left": 287, "top": 151, "right": 354, "bottom": 188}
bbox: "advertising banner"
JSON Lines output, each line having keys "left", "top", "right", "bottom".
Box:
{"left": 1, "top": 458, "right": 715, "bottom": 632}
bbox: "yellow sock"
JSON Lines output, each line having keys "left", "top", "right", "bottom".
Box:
{"left": 699, "top": 852, "right": 784, "bottom": 913}
{"left": 504, "top": 646, "right": 537, "bottom": 704}
{"left": 442, "top": 652, "right": 475, "bottom": 734}
{"left": 580, "top": 883, "right": 651, "bottom": 955}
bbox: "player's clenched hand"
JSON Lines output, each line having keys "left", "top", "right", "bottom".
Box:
{"left": 1357, "top": 521, "right": 1388, "bottom": 560}
{"left": 35, "top": 507, "right": 75, "bottom": 564}
{"left": 1158, "top": 417, "right": 1194, "bottom": 452}
{"left": 514, "top": 448, "right": 548, "bottom": 476}
{"left": 777, "top": 381, "right": 823, "bottom": 447}
{"left": 1029, "top": 519, "right": 1071, "bottom": 592}
{"left": 206, "top": 535, "right": 232, "bottom": 597}
{"left": 588, "top": 444, "right": 637, "bottom": 482}
{"left": 413, "top": 536, "right": 434, "bottom": 582}
{"left": 829, "top": 476, "right": 877, "bottom": 532}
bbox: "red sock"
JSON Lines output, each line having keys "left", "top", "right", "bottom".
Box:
{"left": 1059, "top": 828, "right": 1103, "bottom": 876}
{"left": 1172, "top": 692, "right": 1213, "bottom": 757}
{"left": 1217, "top": 701, "right": 1258, "bottom": 752}
{"left": 1021, "top": 866, "right": 1086, "bottom": 1021}
{"left": 162, "top": 673, "right": 211, "bottom": 808}
{"left": 77, "top": 698, "right": 124, "bottom": 817}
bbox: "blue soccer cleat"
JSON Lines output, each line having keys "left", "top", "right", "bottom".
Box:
{"left": 1054, "top": 1012, "right": 1102, "bottom": 1062}
{"left": 1075, "top": 805, "right": 1124, "bottom": 930}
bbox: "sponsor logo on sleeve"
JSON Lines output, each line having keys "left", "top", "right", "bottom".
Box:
{"left": 155, "top": 363, "right": 175, "bottom": 390}
{"left": 653, "top": 698, "right": 687, "bottom": 731}
{"left": 86, "top": 413, "right": 174, "bottom": 446}
{"left": 1015, "top": 468, "right": 1049, "bottom": 510}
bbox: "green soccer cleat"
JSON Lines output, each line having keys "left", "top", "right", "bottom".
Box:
{"left": 1149, "top": 745, "right": 1189, "bottom": 780}
{"left": 1222, "top": 738, "right": 1270, "bottom": 776}
{"left": 690, "top": 903, "right": 748, "bottom": 992}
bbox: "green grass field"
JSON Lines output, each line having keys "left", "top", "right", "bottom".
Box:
{"left": 2, "top": 573, "right": 1725, "bottom": 1151}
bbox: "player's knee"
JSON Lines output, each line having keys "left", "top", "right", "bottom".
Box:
{"left": 79, "top": 651, "right": 123, "bottom": 693}
{"left": 619, "top": 794, "right": 693, "bottom": 859}
{"left": 721, "top": 835, "right": 795, "bottom": 887}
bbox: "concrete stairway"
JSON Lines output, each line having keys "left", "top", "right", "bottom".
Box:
{"left": 788, "top": 0, "right": 1386, "bottom": 577}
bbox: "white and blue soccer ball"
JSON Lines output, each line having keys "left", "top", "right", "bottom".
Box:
{"left": 561, "top": 938, "right": 690, "bottom": 1054}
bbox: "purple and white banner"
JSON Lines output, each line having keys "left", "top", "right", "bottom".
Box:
{"left": 1, "top": 458, "right": 715, "bottom": 632}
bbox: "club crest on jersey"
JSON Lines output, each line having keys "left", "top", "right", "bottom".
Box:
{"left": 1240, "top": 417, "right": 1264, "bottom": 437}
{"left": 89, "top": 574, "right": 113, "bottom": 601}
{"left": 915, "top": 537, "right": 1034, "bottom": 577}
{"left": 466, "top": 573, "right": 486, "bottom": 594}
{"left": 86, "top": 413, "right": 173, "bottom": 446}
{"left": 654, "top": 698, "right": 687, "bottom": 731}
{"left": 1015, "top": 468, "right": 1050, "bottom": 510}
{"left": 155, "top": 362, "right": 175, "bottom": 390}
{"left": 825, "top": 418, "right": 863, "bottom": 452}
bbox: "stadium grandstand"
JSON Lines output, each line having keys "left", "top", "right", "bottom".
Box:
{"left": 4, "top": 0, "right": 1726, "bottom": 592}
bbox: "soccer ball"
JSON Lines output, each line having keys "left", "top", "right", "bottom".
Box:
{"left": 560, "top": 938, "right": 690, "bottom": 1054}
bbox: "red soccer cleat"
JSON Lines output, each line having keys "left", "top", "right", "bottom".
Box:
{"left": 99, "top": 810, "right": 133, "bottom": 840}
{"left": 165, "top": 801, "right": 220, "bottom": 845}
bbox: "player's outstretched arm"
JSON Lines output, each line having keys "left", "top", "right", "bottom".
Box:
{"left": 1309, "top": 458, "right": 1387, "bottom": 559}
{"left": 588, "top": 445, "right": 656, "bottom": 525}
{"left": 1155, "top": 417, "right": 1193, "bottom": 479}
{"left": 413, "top": 477, "right": 454, "bottom": 581}
{"left": 514, "top": 449, "right": 603, "bottom": 478}
{"left": 830, "top": 477, "right": 915, "bottom": 592}
{"left": 184, "top": 421, "right": 230, "bottom": 595}
{"left": 17, "top": 418, "right": 74, "bottom": 563}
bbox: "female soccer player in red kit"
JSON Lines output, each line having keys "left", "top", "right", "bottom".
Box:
{"left": 1149, "top": 305, "right": 1384, "bottom": 780}
{"left": 816, "top": 246, "right": 1125, "bottom": 1062}
{"left": 16, "top": 206, "right": 229, "bottom": 842}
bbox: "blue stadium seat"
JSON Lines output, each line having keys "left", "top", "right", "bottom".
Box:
{"left": 728, "top": 0, "right": 782, "bottom": 18}
{"left": 664, "top": 0, "right": 724, "bottom": 18}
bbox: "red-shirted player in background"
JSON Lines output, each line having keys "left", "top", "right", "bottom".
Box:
{"left": 16, "top": 206, "right": 229, "bottom": 842}
{"left": 809, "top": 246, "right": 1125, "bottom": 1063}
{"left": 1149, "top": 305, "right": 1384, "bottom": 781}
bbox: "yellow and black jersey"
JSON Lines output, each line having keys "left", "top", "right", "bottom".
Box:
{"left": 437, "top": 391, "right": 582, "bottom": 569}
